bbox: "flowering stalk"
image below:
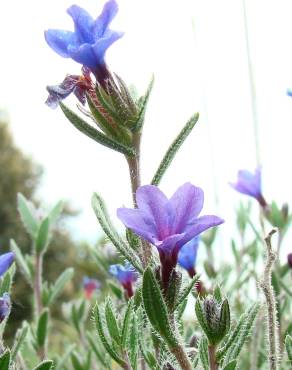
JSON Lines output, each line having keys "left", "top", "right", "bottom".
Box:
{"left": 34, "top": 253, "right": 43, "bottom": 316}
{"left": 208, "top": 344, "right": 218, "bottom": 370}
{"left": 260, "top": 229, "right": 279, "bottom": 370}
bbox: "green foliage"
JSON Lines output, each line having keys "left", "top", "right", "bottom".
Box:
{"left": 142, "top": 267, "right": 178, "bottom": 348}
{"left": 151, "top": 112, "right": 199, "bottom": 185}
{"left": 0, "top": 350, "right": 10, "bottom": 370}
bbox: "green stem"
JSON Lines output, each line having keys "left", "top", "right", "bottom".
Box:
{"left": 126, "top": 133, "right": 152, "bottom": 266}
{"left": 35, "top": 253, "right": 43, "bottom": 316}
{"left": 208, "top": 345, "right": 218, "bottom": 370}
{"left": 170, "top": 345, "right": 192, "bottom": 370}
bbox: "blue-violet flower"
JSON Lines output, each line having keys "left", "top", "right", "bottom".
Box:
{"left": 0, "top": 293, "right": 10, "bottom": 323}
{"left": 0, "top": 252, "right": 14, "bottom": 277}
{"left": 109, "top": 263, "right": 138, "bottom": 298}
{"left": 117, "top": 183, "right": 223, "bottom": 287}
{"left": 83, "top": 276, "right": 101, "bottom": 299}
{"left": 44, "top": 1, "right": 123, "bottom": 82}
{"left": 230, "top": 168, "right": 267, "bottom": 207}
{"left": 178, "top": 237, "right": 199, "bottom": 278}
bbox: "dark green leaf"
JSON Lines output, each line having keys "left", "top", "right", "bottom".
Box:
{"left": 17, "top": 193, "right": 38, "bottom": 237}
{"left": 0, "top": 350, "right": 10, "bottom": 370}
{"left": 37, "top": 309, "right": 49, "bottom": 349}
{"left": 35, "top": 218, "right": 50, "bottom": 254}
{"left": 32, "top": 360, "right": 54, "bottom": 370}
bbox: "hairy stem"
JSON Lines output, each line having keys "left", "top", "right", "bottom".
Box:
{"left": 260, "top": 229, "right": 279, "bottom": 370}
{"left": 122, "top": 350, "right": 133, "bottom": 370}
{"left": 170, "top": 345, "right": 193, "bottom": 370}
{"left": 35, "top": 253, "right": 43, "bottom": 316}
{"left": 126, "top": 133, "right": 152, "bottom": 265}
{"left": 208, "top": 345, "right": 218, "bottom": 370}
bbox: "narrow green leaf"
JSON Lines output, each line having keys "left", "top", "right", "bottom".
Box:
{"left": 108, "top": 281, "right": 123, "bottom": 300}
{"left": 55, "top": 344, "right": 75, "bottom": 370}
{"left": 151, "top": 112, "right": 199, "bottom": 185}
{"left": 221, "top": 303, "right": 259, "bottom": 365}
{"left": 285, "top": 334, "right": 292, "bottom": 364}
{"left": 199, "top": 337, "right": 209, "bottom": 370}
{"left": 32, "top": 360, "right": 54, "bottom": 370}
{"left": 11, "top": 322, "right": 28, "bottom": 361}
{"left": 0, "top": 267, "right": 13, "bottom": 296}
{"left": 0, "top": 350, "right": 10, "bottom": 370}
{"left": 175, "top": 275, "right": 200, "bottom": 309}
{"left": 60, "top": 103, "right": 135, "bottom": 156}
{"left": 47, "top": 268, "right": 74, "bottom": 305}
{"left": 222, "top": 360, "right": 237, "bottom": 370}
{"left": 10, "top": 239, "right": 32, "bottom": 285}
{"left": 71, "top": 352, "right": 83, "bottom": 370}
{"left": 129, "top": 313, "right": 139, "bottom": 369}
{"left": 95, "top": 304, "right": 126, "bottom": 367}
{"left": 17, "top": 193, "right": 38, "bottom": 237}
{"left": 48, "top": 200, "right": 63, "bottom": 225}
{"left": 121, "top": 298, "right": 134, "bottom": 347}
{"left": 142, "top": 267, "right": 178, "bottom": 348}
{"left": 37, "top": 309, "right": 49, "bottom": 349}
{"left": 91, "top": 193, "right": 142, "bottom": 273}
{"left": 95, "top": 85, "right": 124, "bottom": 125}
{"left": 213, "top": 285, "right": 223, "bottom": 304}
{"left": 195, "top": 300, "right": 211, "bottom": 342}
{"left": 131, "top": 76, "right": 154, "bottom": 132}
{"left": 105, "top": 297, "right": 121, "bottom": 345}
{"left": 87, "top": 332, "right": 109, "bottom": 368}
{"left": 35, "top": 218, "right": 50, "bottom": 254}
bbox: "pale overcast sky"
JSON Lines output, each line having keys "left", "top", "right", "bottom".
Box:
{"left": 0, "top": 0, "right": 292, "bottom": 261}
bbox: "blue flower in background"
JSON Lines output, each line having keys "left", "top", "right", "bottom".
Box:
{"left": 109, "top": 263, "right": 138, "bottom": 298}
{"left": 83, "top": 276, "right": 101, "bottom": 299}
{"left": 0, "top": 293, "right": 10, "bottom": 323}
{"left": 45, "top": 1, "right": 123, "bottom": 78}
{"left": 230, "top": 168, "right": 267, "bottom": 207}
{"left": 178, "top": 237, "right": 199, "bottom": 277}
{"left": 0, "top": 252, "right": 14, "bottom": 277}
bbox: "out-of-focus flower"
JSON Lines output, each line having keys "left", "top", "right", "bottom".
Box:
{"left": 46, "top": 66, "right": 94, "bottom": 108}
{"left": 0, "top": 252, "right": 14, "bottom": 277}
{"left": 83, "top": 276, "right": 101, "bottom": 299}
{"left": 44, "top": 1, "right": 123, "bottom": 81}
{"left": 109, "top": 263, "right": 138, "bottom": 298}
{"left": 178, "top": 237, "right": 199, "bottom": 278}
{"left": 287, "top": 253, "right": 292, "bottom": 269}
{"left": 230, "top": 168, "right": 267, "bottom": 207}
{"left": 117, "top": 183, "right": 223, "bottom": 287}
{"left": 0, "top": 293, "right": 10, "bottom": 323}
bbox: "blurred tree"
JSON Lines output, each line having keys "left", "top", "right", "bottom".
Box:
{"left": 0, "top": 112, "right": 80, "bottom": 337}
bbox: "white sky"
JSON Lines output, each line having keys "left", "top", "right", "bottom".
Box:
{"left": 0, "top": 0, "right": 292, "bottom": 261}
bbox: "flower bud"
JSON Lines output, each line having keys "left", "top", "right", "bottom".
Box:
{"left": 195, "top": 295, "right": 230, "bottom": 345}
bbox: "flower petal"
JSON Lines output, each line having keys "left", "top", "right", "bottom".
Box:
{"left": 117, "top": 208, "right": 159, "bottom": 244}
{"left": 178, "top": 237, "right": 199, "bottom": 270}
{"left": 92, "top": 30, "right": 124, "bottom": 65}
{"left": 67, "top": 43, "right": 98, "bottom": 69}
{"left": 67, "top": 5, "right": 94, "bottom": 44}
{"left": 94, "top": 0, "right": 119, "bottom": 37}
{"left": 44, "top": 29, "right": 77, "bottom": 57}
{"left": 0, "top": 252, "right": 14, "bottom": 277}
{"left": 136, "top": 185, "right": 172, "bottom": 240}
{"left": 178, "top": 215, "right": 224, "bottom": 247}
{"left": 156, "top": 233, "right": 185, "bottom": 255}
{"left": 169, "top": 183, "right": 204, "bottom": 234}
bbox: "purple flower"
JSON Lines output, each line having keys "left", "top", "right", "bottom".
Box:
{"left": 109, "top": 263, "right": 138, "bottom": 298}
{"left": 0, "top": 293, "right": 10, "bottom": 323}
{"left": 288, "top": 253, "right": 292, "bottom": 269}
{"left": 0, "top": 252, "right": 14, "bottom": 277}
{"left": 46, "top": 67, "right": 93, "bottom": 108}
{"left": 117, "top": 183, "right": 223, "bottom": 287}
{"left": 83, "top": 276, "right": 101, "bottom": 299}
{"left": 230, "top": 168, "right": 267, "bottom": 207}
{"left": 44, "top": 1, "right": 123, "bottom": 80}
{"left": 178, "top": 237, "right": 199, "bottom": 277}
